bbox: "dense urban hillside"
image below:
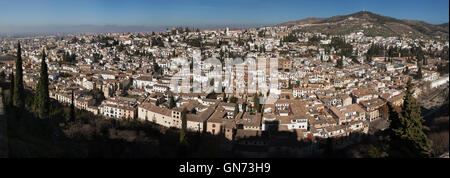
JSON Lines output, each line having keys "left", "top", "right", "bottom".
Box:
{"left": 278, "top": 11, "right": 449, "bottom": 39}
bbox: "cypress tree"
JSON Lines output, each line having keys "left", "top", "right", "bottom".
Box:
{"left": 336, "top": 58, "right": 344, "bottom": 69}
{"left": 180, "top": 108, "right": 188, "bottom": 146}
{"left": 9, "top": 73, "right": 14, "bottom": 106}
{"left": 13, "top": 42, "right": 25, "bottom": 109}
{"left": 33, "top": 79, "right": 41, "bottom": 112}
{"left": 69, "top": 90, "right": 75, "bottom": 122}
{"left": 417, "top": 61, "right": 423, "bottom": 79}
{"left": 169, "top": 95, "right": 175, "bottom": 109}
{"left": 387, "top": 79, "right": 432, "bottom": 157}
{"left": 222, "top": 92, "right": 227, "bottom": 102}
{"left": 403, "top": 66, "right": 409, "bottom": 75}
{"left": 37, "top": 49, "right": 50, "bottom": 119}
{"left": 386, "top": 102, "right": 402, "bottom": 151}
{"left": 234, "top": 103, "right": 239, "bottom": 119}
{"left": 253, "top": 94, "right": 260, "bottom": 113}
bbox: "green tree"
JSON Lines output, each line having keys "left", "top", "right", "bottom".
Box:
{"left": 367, "top": 145, "right": 384, "bottom": 158}
{"left": 229, "top": 96, "right": 237, "bottom": 103}
{"left": 234, "top": 103, "right": 239, "bottom": 119}
{"left": 9, "top": 73, "right": 14, "bottom": 106}
{"left": 69, "top": 90, "right": 75, "bottom": 122}
{"left": 36, "top": 49, "right": 50, "bottom": 119}
{"left": 336, "top": 58, "right": 344, "bottom": 69}
{"left": 283, "top": 33, "right": 298, "bottom": 42}
{"left": 222, "top": 93, "right": 227, "bottom": 102}
{"left": 417, "top": 60, "right": 423, "bottom": 79}
{"left": 403, "top": 66, "right": 409, "bottom": 75}
{"left": 180, "top": 108, "right": 188, "bottom": 146}
{"left": 387, "top": 79, "right": 432, "bottom": 157}
{"left": 169, "top": 95, "right": 176, "bottom": 109}
{"left": 206, "top": 91, "right": 216, "bottom": 99}
{"left": 13, "top": 42, "right": 25, "bottom": 109}
{"left": 253, "top": 94, "right": 261, "bottom": 113}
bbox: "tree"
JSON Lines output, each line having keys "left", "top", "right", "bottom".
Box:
{"left": 222, "top": 93, "right": 227, "bottom": 102}
{"left": 69, "top": 90, "right": 76, "bottom": 122}
{"left": 234, "top": 103, "right": 239, "bottom": 119}
{"left": 387, "top": 79, "right": 432, "bottom": 157}
{"left": 13, "top": 42, "right": 25, "bottom": 109}
{"left": 367, "top": 145, "right": 384, "bottom": 158}
{"left": 283, "top": 32, "right": 298, "bottom": 42}
{"left": 169, "top": 95, "right": 176, "bottom": 109}
{"left": 180, "top": 108, "right": 188, "bottom": 146}
{"left": 229, "top": 96, "right": 238, "bottom": 104}
{"left": 417, "top": 60, "right": 423, "bottom": 79}
{"left": 253, "top": 94, "right": 261, "bottom": 113}
{"left": 153, "top": 59, "right": 161, "bottom": 74}
{"left": 9, "top": 73, "right": 14, "bottom": 106}
{"left": 35, "top": 49, "right": 50, "bottom": 119}
{"left": 351, "top": 56, "right": 360, "bottom": 64}
{"left": 336, "top": 58, "right": 344, "bottom": 69}
{"left": 206, "top": 91, "right": 216, "bottom": 99}
{"left": 331, "top": 37, "right": 353, "bottom": 57}
{"left": 403, "top": 66, "right": 409, "bottom": 75}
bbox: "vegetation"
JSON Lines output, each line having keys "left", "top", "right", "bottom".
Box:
{"left": 336, "top": 58, "right": 344, "bottom": 69}
{"left": 253, "top": 94, "right": 261, "bottom": 113}
{"left": 1, "top": 82, "right": 233, "bottom": 158}
{"left": 206, "top": 91, "right": 217, "bottom": 99}
{"left": 330, "top": 37, "right": 353, "bottom": 57}
{"left": 179, "top": 108, "right": 188, "bottom": 146}
{"left": 59, "top": 72, "right": 72, "bottom": 78}
{"left": 283, "top": 33, "right": 298, "bottom": 42}
{"left": 437, "top": 63, "right": 449, "bottom": 74}
{"left": 234, "top": 103, "right": 239, "bottom": 119}
{"left": 87, "top": 88, "right": 105, "bottom": 105}
{"left": 34, "top": 49, "right": 50, "bottom": 119}
{"left": 69, "top": 90, "right": 75, "bottom": 122}
{"left": 92, "top": 53, "right": 103, "bottom": 63}
{"left": 62, "top": 51, "right": 77, "bottom": 64}
{"left": 151, "top": 37, "right": 165, "bottom": 47}
{"left": 168, "top": 95, "right": 176, "bottom": 109}
{"left": 229, "top": 96, "right": 238, "bottom": 104}
{"left": 417, "top": 59, "right": 423, "bottom": 79}
{"left": 13, "top": 42, "right": 25, "bottom": 109}
{"left": 185, "top": 37, "right": 202, "bottom": 47}
{"left": 386, "top": 79, "right": 432, "bottom": 157}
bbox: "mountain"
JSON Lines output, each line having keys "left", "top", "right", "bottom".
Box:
{"left": 278, "top": 11, "right": 449, "bottom": 39}
{"left": 438, "top": 22, "right": 449, "bottom": 29}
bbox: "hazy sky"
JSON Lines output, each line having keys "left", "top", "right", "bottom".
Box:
{"left": 0, "top": 0, "right": 448, "bottom": 27}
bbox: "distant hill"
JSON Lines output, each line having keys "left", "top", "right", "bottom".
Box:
{"left": 438, "top": 23, "right": 449, "bottom": 29}
{"left": 278, "top": 11, "right": 449, "bottom": 39}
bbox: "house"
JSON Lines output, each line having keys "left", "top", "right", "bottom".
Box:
{"left": 137, "top": 102, "right": 174, "bottom": 127}
{"left": 99, "top": 97, "right": 138, "bottom": 120}
{"left": 350, "top": 88, "right": 379, "bottom": 104}
{"left": 359, "top": 98, "right": 386, "bottom": 122}
{"left": 133, "top": 75, "right": 154, "bottom": 89}
{"left": 329, "top": 104, "right": 366, "bottom": 125}
{"left": 75, "top": 96, "right": 96, "bottom": 110}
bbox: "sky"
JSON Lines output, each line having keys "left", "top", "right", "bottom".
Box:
{"left": 0, "top": 0, "right": 448, "bottom": 31}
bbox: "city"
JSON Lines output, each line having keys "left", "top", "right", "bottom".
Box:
{"left": 0, "top": 0, "right": 448, "bottom": 165}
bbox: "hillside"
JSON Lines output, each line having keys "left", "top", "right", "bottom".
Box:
{"left": 278, "top": 11, "right": 449, "bottom": 39}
